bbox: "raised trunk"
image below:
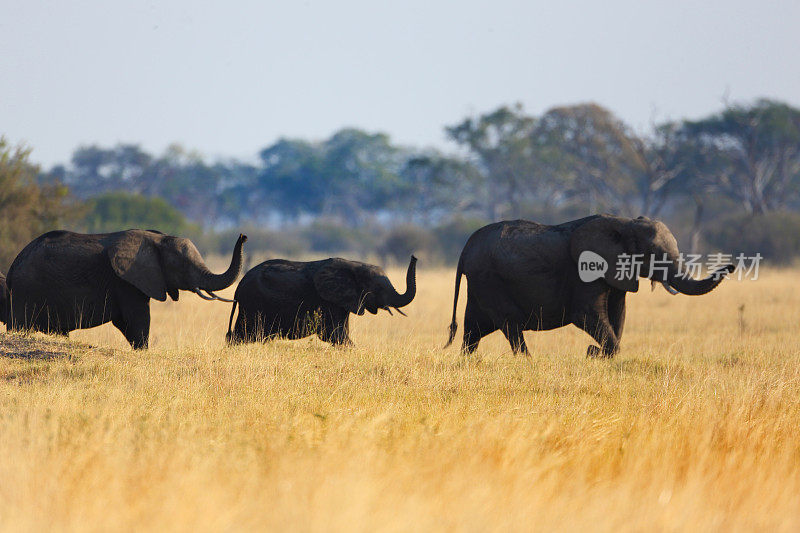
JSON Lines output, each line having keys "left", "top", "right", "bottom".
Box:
{"left": 199, "top": 234, "right": 247, "bottom": 291}
{"left": 665, "top": 262, "right": 732, "bottom": 296}
{"left": 388, "top": 256, "right": 417, "bottom": 308}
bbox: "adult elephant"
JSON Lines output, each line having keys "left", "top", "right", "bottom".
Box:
{"left": 0, "top": 271, "right": 8, "bottom": 327}
{"left": 7, "top": 230, "right": 247, "bottom": 349}
{"left": 227, "top": 256, "right": 416, "bottom": 346}
{"left": 445, "top": 215, "right": 734, "bottom": 357}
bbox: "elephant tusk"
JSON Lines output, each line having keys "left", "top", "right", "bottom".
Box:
{"left": 661, "top": 281, "right": 679, "bottom": 295}
{"left": 384, "top": 307, "right": 394, "bottom": 316}
{"left": 193, "top": 288, "right": 216, "bottom": 300}
{"left": 203, "top": 289, "right": 236, "bottom": 303}
{"left": 394, "top": 307, "right": 407, "bottom": 317}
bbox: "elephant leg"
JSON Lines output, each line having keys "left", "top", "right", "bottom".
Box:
{"left": 607, "top": 289, "right": 626, "bottom": 341}
{"left": 319, "top": 309, "right": 352, "bottom": 346}
{"left": 501, "top": 322, "right": 530, "bottom": 356}
{"left": 574, "top": 309, "right": 619, "bottom": 358}
{"left": 113, "top": 299, "right": 150, "bottom": 350}
{"left": 117, "top": 307, "right": 150, "bottom": 349}
{"left": 240, "top": 311, "right": 270, "bottom": 343}
{"left": 482, "top": 287, "right": 531, "bottom": 356}
{"left": 255, "top": 312, "right": 274, "bottom": 342}
{"left": 462, "top": 296, "right": 496, "bottom": 354}
{"left": 26, "top": 303, "right": 65, "bottom": 336}
{"left": 43, "top": 315, "right": 70, "bottom": 337}
{"left": 111, "top": 313, "right": 131, "bottom": 344}
{"left": 262, "top": 312, "right": 289, "bottom": 342}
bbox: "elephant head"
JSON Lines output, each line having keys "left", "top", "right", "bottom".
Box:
{"left": 569, "top": 215, "right": 733, "bottom": 295}
{"left": 0, "top": 271, "right": 7, "bottom": 325}
{"left": 106, "top": 231, "right": 247, "bottom": 302}
{"left": 314, "top": 256, "right": 417, "bottom": 315}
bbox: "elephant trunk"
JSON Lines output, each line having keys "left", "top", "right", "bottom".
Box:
{"left": 198, "top": 234, "right": 247, "bottom": 292}
{"left": 661, "top": 254, "right": 734, "bottom": 296}
{"left": 388, "top": 255, "right": 417, "bottom": 308}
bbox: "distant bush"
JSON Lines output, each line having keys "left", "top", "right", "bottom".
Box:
{"left": 196, "top": 227, "right": 310, "bottom": 265}
{"left": 703, "top": 211, "right": 800, "bottom": 263}
{"left": 300, "top": 220, "right": 379, "bottom": 256}
{"left": 380, "top": 225, "right": 435, "bottom": 264}
{"left": 83, "top": 192, "right": 198, "bottom": 236}
{"left": 432, "top": 217, "right": 489, "bottom": 262}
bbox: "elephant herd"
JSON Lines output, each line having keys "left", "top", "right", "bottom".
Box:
{"left": 0, "top": 214, "right": 733, "bottom": 359}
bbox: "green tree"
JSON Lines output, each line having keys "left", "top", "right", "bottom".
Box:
{"left": 679, "top": 99, "right": 800, "bottom": 214}
{"left": 82, "top": 192, "right": 197, "bottom": 236}
{"left": 320, "top": 128, "right": 404, "bottom": 225}
{"left": 0, "top": 138, "right": 78, "bottom": 270}
{"left": 146, "top": 144, "right": 225, "bottom": 224}
{"left": 533, "top": 103, "right": 646, "bottom": 215}
{"left": 255, "top": 129, "right": 407, "bottom": 226}
{"left": 400, "top": 153, "right": 483, "bottom": 224}
{"left": 446, "top": 104, "right": 537, "bottom": 219}
{"left": 67, "top": 144, "right": 152, "bottom": 197}
{"left": 257, "top": 138, "right": 327, "bottom": 221}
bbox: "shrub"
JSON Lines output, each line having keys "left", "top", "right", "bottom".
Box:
{"left": 82, "top": 192, "right": 198, "bottom": 236}
{"left": 301, "top": 220, "right": 378, "bottom": 255}
{"left": 703, "top": 211, "right": 800, "bottom": 264}
{"left": 432, "top": 217, "right": 489, "bottom": 263}
{"left": 197, "top": 227, "right": 310, "bottom": 265}
{"left": 380, "top": 225, "right": 435, "bottom": 264}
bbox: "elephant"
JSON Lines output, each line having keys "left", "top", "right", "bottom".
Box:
{"left": 6, "top": 230, "right": 247, "bottom": 349}
{"left": 227, "top": 255, "right": 417, "bottom": 346}
{"left": 0, "top": 271, "right": 8, "bottom": 327}
{"left": 444, "top": 215, "right": 734, "bottom": 358}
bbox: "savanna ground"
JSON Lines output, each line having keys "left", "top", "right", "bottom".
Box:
{"left": 1, "top": 266, "right": 799, "bottom": 531}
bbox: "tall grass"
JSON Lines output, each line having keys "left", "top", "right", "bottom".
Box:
{"left": 0, "top": 268, "right": 799, "bottom": 531}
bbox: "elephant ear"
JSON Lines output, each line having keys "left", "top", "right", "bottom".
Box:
{"left": 106, "top": 232, "right": 168, "bottom": 301}
{"left": 313, "top": 263, "right": 362, "bottom": 314}
{"left": 569, "top": 217, "right": 640, "bottom": 292}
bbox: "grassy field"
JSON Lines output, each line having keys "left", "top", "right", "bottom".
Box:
{"left": 1, "top": 267, "right": 799, "bottom": 531}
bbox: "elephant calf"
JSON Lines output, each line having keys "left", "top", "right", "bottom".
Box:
{"left": 7, "top": 230, "right": 247, "bottom": 349}
{"left": 445, "top": 215, "right": 734, "bottom": 358}
{"left": 227, "top": 256, "right": 416, "bottom": 346}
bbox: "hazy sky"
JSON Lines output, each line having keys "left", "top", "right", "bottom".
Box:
{"left": 2, "top": 0, "right": 799, "bottom": 167}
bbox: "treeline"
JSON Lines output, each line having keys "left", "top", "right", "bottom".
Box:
{"left": 3, "top": 97, "right": 800, "bottom": 270}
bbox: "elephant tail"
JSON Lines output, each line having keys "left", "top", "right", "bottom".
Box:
{"left": 444, "top": 255, "right": 464, "bottom": 348}
{"left": 226, "top": 300, "right": 238, "bottom": 344}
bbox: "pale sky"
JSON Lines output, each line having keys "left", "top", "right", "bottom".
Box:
{"left": 2, "top": 0, "right": 799, "bottom": 167}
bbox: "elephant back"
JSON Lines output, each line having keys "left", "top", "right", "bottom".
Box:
{"left": 8, "top": 231, "right": 105, "bottom": 287}
{"left": 235, "top": 259, "right": 311, "bottom": 302}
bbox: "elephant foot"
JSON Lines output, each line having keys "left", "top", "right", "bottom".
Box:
{"left": 586, "top": 345, "right": 614, "bottom": 358}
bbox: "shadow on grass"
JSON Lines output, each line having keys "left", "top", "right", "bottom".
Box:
{"left": 0, "top": 332, "right": 111, "bottom": 361}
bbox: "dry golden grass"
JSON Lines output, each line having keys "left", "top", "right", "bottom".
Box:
{"left": 1, "top": 267, "right": 800, "bottom": 531}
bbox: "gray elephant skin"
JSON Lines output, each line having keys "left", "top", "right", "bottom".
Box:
{"left": 227, "top": 256, "right": 417, "bottom": 346}
{"left": 0, "top": 271, "right": 8, "bottom": 328}
{"left": 6, "top": 230, "right": 247, "bottom": 349}
{"left": 445, "top": 215, "right": 734, "bottom": 357}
